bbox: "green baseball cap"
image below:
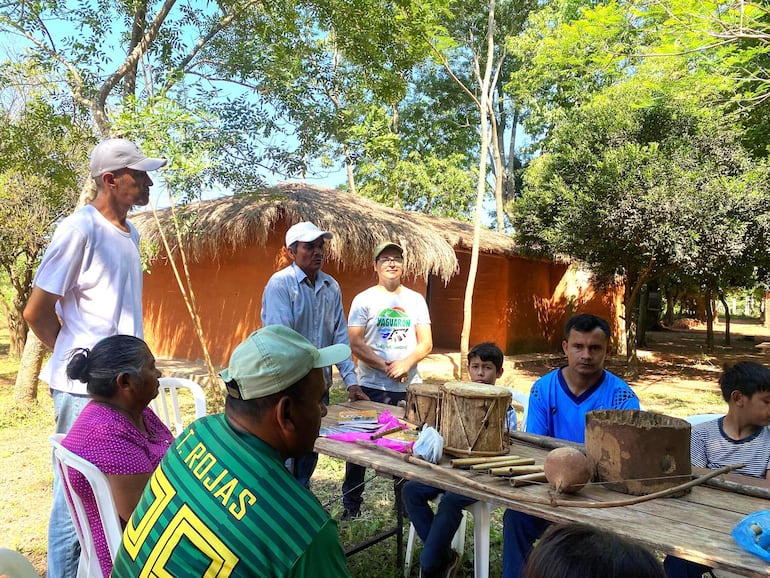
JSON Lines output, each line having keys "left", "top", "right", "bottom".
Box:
{"left": 220, "top": 325, "right": 351, "bottom": 400}
{"left": 373, "top": 241, "right": 403, "bottom": 261}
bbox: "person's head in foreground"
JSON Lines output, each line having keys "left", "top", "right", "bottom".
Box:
{"left": 468, "top": 341, "right": 504, "bottom": 385}
{"left": 221, "top": 324, "right": 351, "bottom": 459}
{"left": 720, "top": 361, "right": 770, "bottom": 428}
{"left": 67, "top": 334, "right": 161, "bottom": 407}
{"left": 562, "top": 313, "right": 611, "bottom": 382}
{"left": 523, "top": 523, "right": 666, "bottom": 578}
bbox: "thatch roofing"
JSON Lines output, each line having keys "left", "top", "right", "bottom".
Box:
{"left": 131, "top": 182, "right": 521, "bottom": 283}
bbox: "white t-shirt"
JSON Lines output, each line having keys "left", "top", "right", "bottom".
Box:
{"left": 348, "top": 285, "right": 431, "bottom": 392}
{"left": 34, "top": 205, "right": 144, "bottom": 393}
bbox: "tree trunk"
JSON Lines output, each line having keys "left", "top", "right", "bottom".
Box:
{"left": 705, "top": 287, "right": 714, "bottom": 353}
{"left": 638, "top": 285, "right": 649, "bottom": 348}
{"left": 663, "top": 284, "right": 678, "bottom": 326}
{"left": 13, "top": 331, "right": 45, "bottom": 404}
{"left": 718, "top": 290, "right": 731, "bottom": 347}
{"left": 7, "top": 307, "right": 26, "bottom": 359}
{"left": 460, "top": 0, "right": 497, "bottom": 380}
{"left": 624, "top": 287, "right": 639, "bottom": 377}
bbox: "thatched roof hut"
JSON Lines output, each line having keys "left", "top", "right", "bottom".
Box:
{"left": 132, "top": 182, "right": 621, "bottom": 366}
{"left": 132, "top": 182, "right": 521, "bottom": 284}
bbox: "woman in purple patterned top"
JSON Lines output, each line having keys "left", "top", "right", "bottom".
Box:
{"left": 62, "top": 335, "right": 174, "bottom": 578}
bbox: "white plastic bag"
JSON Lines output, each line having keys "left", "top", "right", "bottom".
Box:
{"left": 413, "top": 426, "right": 444, "bottom": 464}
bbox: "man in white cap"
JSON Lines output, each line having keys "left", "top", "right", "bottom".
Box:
{"left": 24, "top": 137, "right": 166, "bottom": 578}
{"left": 112, "top": 325, "right": 353, "bottom": 578}
{"left": 261, "top": 221, "right": 366, "bottom": 489}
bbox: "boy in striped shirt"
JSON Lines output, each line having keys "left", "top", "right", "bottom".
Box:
{"left": 665, "top": 361, "right": 770, "bottom": 578}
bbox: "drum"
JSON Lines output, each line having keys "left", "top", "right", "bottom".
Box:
{"left": 439, "top": 381, "right": 511, "bottom": 457}
{"left": 404, "top": 382, "right": 441, "bottom": 428}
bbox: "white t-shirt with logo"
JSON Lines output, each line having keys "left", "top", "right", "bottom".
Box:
{"left": 348, "top": 285, "right": 431, "bottom": 392}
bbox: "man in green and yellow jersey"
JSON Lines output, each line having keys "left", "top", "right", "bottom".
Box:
{"left": 112, "top": 325, "right": 352, "bottom": 577}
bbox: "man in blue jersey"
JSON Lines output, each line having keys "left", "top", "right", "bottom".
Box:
{"left": 502, "top": 313, "right": 640, "bottom": 578}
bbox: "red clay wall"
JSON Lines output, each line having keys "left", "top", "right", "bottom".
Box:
{"left": 428, "top": 251, "right": 622, "bottom": 353}
{"left": 143, "top": 242, "right": 621, "bottom": 365}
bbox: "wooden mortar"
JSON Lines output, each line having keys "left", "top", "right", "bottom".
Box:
{"left": 585, "top": 409, "right": 691, "bottom": 496}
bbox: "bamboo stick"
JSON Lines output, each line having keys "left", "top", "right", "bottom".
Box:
{"left": 489, "top": 465, "right": 544, "bottom": 476}
{"left": 509, "top": 430, "right": 585, "bottom": 452}
{"left": 452, "top": 455, "right": 524, "bottom": 468}
{"left": 353, "top": 440, "right": 741, "bottom": 508}
{"left": 510, "top": 472, "right": 548, "bottom": 487}
{"left": 470, "top": 458, "right": 535, "bottom": 471}
{"left": 369, "top": 426, "right": 404, "bottom": 440}
{"left": 451, "top": 455, "right": 523, "bottom": 468}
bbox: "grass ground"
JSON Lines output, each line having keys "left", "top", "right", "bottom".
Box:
{"left": 1, "top": 319, "right": 768, "bottom": 577}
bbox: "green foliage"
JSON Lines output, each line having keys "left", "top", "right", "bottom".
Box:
{"left": 357, "top": 151, "right": 476, "bottom": 219}
{"left": 512, "top": 72, "right": 770, "bottom": 353}
{"left": 0, "top": 91, "right": 93, "bottom": 354}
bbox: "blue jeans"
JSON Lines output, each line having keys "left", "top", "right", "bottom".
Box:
{"left": 663, "top": 555, "right": 713, "bottom": 578}
{"left": 286, "top": 388, "right": 329, "bottom": 488}
{"left": 49, "top": 390, "right": 90, "bottom": 578}
{"left": 403, "top": 481, "right": 477, "bottom": 573}
{"left": 502, "top": 509, "right": 550, "bottom": 578}
{"left": 342, "top": 387, "right": 405, "bottom": 512}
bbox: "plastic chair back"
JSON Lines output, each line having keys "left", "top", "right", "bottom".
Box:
{"left": 508, "top": 389, "right": 529, "bottom": 432}
{"left": 49, "top": 433, "right": 122, "bottom": 578}
{"left": 150, "top": 377, "right": 207, "bottom": 436}
{"left": 685, "top": 413, "right": 723, "bottom": 426}
{"left": 0, "top": 548, "right": 39, "bottom": 577}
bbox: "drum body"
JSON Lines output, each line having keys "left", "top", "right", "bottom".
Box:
{"left": 439, "top": 381, "right": 511, "bottom": 457}
{"left": 404, "top": 383, "right": 441, "bottom": 427}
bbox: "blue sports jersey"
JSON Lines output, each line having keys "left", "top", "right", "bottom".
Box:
{"left": 525, "top": 368, "right": 639, "bottom": 443}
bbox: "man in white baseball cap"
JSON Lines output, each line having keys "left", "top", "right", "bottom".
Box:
{"left": 24, "top": 137, "right": 166, "bottom": 578}
{"left": 89, "top": 138, "right": 167, "bottom": 177}
{"left": 261, "top": 221, "right": 368, "bottom": 489}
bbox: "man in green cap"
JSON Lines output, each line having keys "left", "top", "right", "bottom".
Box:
{"left": 112, "top": 325, "right": 353, "bottom": 578}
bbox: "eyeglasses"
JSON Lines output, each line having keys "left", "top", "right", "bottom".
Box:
{"left": 377, "top": 256, "right": 404, "bottom": 264}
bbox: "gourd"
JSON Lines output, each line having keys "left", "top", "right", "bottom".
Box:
{"left": 543, "top": 446, "right": 592, "bottom": 494}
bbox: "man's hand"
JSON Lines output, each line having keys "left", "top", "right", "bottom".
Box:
{"left": 346, "top": 384, "right": 370, "bottom": 402}
{"left": 385, "top": 359, "right": 412, "bottom": 382}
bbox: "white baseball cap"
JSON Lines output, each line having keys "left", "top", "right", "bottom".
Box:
{"left": 90, "top": 138, "right": 167, "bottom": 178}
{"left": 285, "top": 221, "right": 332, "bottom": 248}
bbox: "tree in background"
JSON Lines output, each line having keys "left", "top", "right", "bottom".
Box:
{"left": 513, "top": 79, "right": 769, "bottom": 368}
{"left": 0, "top": 92, "right": 93, "bottom": 359}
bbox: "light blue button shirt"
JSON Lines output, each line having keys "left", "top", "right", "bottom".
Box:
{"left": 261, "top": 263, "right": 357, "bottom": 388}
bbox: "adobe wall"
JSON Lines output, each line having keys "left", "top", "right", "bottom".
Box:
{"left": 428, "top": 251, "right": 622, "bottom": 354}
{"left": 143, "top": 240, "right": 621, "bottom": 364}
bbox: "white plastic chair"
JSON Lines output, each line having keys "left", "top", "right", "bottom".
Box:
{"left": 49, "top": 433, "right": 123, "bottom": 578}
{"left": 404, "top": 498, "right": 497, "bottom": 578}
{"left": 150, "top": 377, "right": 207, "bottom": 436}
{"left": 685, "top": 413, "right": 723, "bottom": 425}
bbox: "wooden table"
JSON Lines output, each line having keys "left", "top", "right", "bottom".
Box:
{"left": 315, "top": 401, "right": 770, "bottom": 578}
